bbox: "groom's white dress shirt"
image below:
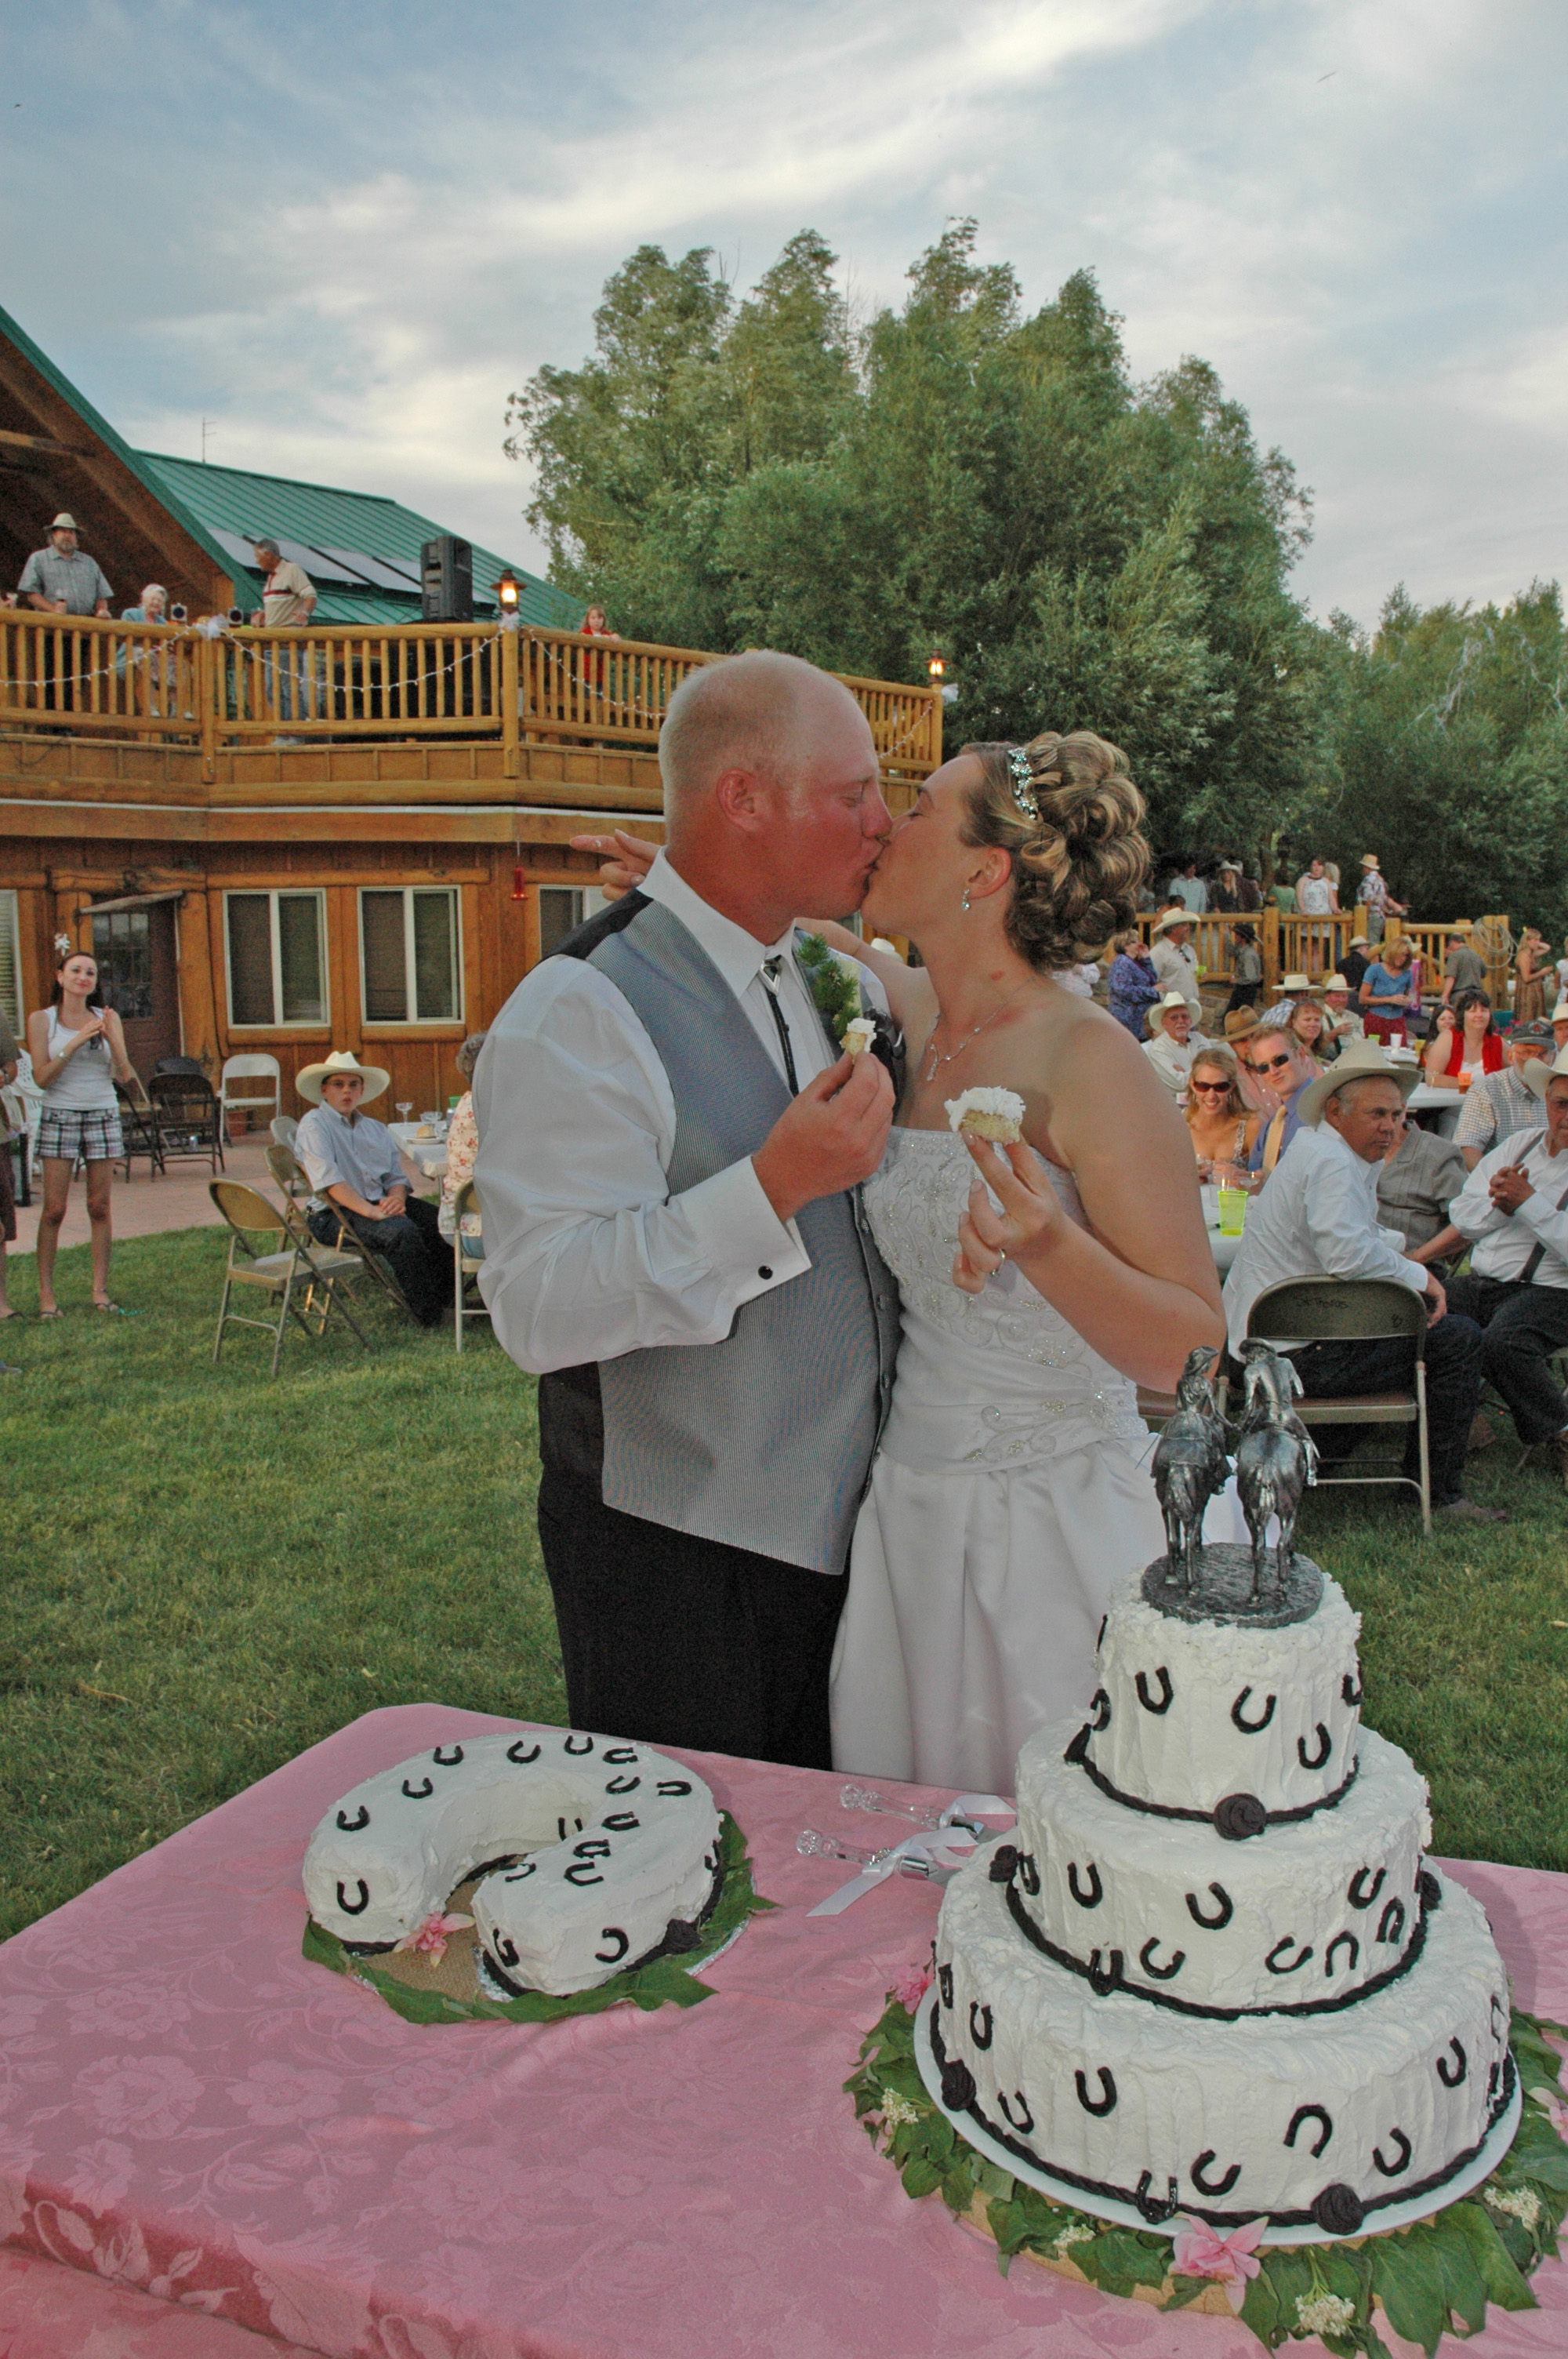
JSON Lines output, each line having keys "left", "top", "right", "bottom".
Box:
{"left": 475, "top": 850, "right": 886, "bottom": 1374}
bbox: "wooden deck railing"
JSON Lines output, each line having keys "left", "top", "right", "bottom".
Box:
{"left": 1136, "top": 907, "right": 1514, "bottom": 1009}
{"left": 0, "top": 614, "right": 943, "bottom": 780}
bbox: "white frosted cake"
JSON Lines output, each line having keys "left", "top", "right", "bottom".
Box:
{"left": 929, "top": 1562, "right": 1515, "bottom": 2235}
{"left": 304, "top": 1731, "right": 723, "bottom": 1997}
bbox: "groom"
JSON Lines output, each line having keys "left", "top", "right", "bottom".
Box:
{"left": 474, "top": 651, "right": 901, "bottom": 1768}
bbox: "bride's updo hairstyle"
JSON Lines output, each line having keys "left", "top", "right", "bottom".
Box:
{"left": 960, "top": 730, "right": 1150, "bottom": 971}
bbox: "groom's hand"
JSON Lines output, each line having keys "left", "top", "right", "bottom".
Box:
{"left": 752, "top": 1052, "right": 893, "bottom": 1225}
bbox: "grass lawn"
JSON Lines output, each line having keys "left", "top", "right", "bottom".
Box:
{"left": 2, "top": 1226, "right": 1565, "bottom": 1946}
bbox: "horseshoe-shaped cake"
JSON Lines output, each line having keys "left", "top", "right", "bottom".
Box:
{"left": 303, "top": 1730, "right": 723, "bottom": 1996}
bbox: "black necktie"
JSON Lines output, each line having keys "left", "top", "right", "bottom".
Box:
{"left": 760, "top": 957, "right": 800, "bottom": 1094}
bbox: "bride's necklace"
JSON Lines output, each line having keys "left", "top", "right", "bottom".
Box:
{"left": 921, "top": 983, "right": 1029, "bottom": 1082}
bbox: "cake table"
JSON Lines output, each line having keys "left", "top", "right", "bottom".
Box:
{"left": 0, "top": 1703, "right": 1563, "bottom": 2358}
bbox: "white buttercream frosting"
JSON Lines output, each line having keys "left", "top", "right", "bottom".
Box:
{"left": 945, "top": 1087, "right": 1025, "bottom": 1140}
{"left": 303, "top": 1731, "right": 721, "bottom": 1996}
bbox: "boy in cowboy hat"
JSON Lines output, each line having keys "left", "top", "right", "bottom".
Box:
{"left": 1224, "top": 1042, "right": 1496, "bottom": 1524}
{"left": 295, "top": 1051, "right": 451, "bottom": 1325}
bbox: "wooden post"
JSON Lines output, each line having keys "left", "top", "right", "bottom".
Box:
{"left": 1481, "top": 915, "right": 1512, "bottom": 1012}
{"left": 500, "top": 624, "right": 520, "bottom": 780}
{"left": 199, "top": 632, "right": 217, "bottom": 783}
{"left": 1261, "top": 902, "right": 1280, "bottom": 994}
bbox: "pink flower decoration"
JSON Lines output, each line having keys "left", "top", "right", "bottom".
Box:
{"left": 1534, "top": 2083, "right": 1568, "bottom": 2141}
{"left": 891, "top": 1962, "right": 933, "bottom": 2012}
{"left": 393, "top": 1911, "right": 473, "bottom": 1967}
{"left": 1171, "top": 2215, "right": 1269, "bottom": 2313}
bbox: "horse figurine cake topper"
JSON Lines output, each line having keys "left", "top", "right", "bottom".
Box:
{"left": 1144, "top": 1343, "right": 1322, "bottom": 1626}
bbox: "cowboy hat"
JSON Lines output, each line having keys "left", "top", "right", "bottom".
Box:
{"left": 1224, "top": 1007, "right": 1260, "bottom": 1045}
{"left": 1552, "top": 998, "right": 1568, "bottom": 1022}
{"left": 49, "top": 512, "right": 79, "bottom": 532}
{"left": 1359, "top": 853, "right": 1381, "bottom": 869}
{"left": 1151, "top": 987, "right": 1194, "bottom": 1024}
{"left": 1347, "top": 933, "right": 1369, "bottom": 950}
{"left": 1218, "top": 858, "right": 1241, "bottom": 873}
{"left": 1523, "top": 1047, "right": 1568, "bottom": 1100}
{"left": 1151, "top": 907, "right": 1194, "bottom": 936}
{"left": 295, "top": 1049, "right": 390, "bottom": 1105}
{"left": 1320, "top": 973, "right": 1351, "bottom": 994}
{"left": 1299, "top": 1041, "right": 1420, "bottom": 1129}
{"left": 1280, "top": 972, "right": 1316, "bottom": 996}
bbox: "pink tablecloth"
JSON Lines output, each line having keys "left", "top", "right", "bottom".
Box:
{"left": 0, "top": 1706, "right": 1563, "bottom": 2359}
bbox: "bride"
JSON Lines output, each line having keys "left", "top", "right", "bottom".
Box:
{"left": 575, "top": 729, "right": 1224, "bottom": 1792}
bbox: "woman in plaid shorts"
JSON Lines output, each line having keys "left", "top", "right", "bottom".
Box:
{"left": 26, "top": 946, "right": 135, "bottom": 1317}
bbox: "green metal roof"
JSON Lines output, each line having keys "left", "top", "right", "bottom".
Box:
{"left": 134, "top": 450, "right": 579, "bottom": 628}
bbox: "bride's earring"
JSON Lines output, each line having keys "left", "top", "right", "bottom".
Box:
{"left": 961, "top": 885, "right": 972, "bottom": 913}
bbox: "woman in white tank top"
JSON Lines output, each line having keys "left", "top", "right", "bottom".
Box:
{"left": 26, "top": 945, "right": 135, "bottom": 1317}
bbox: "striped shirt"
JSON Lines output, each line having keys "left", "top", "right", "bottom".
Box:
{"left": 17, "top": 545, "right": 113, "bottom": 611}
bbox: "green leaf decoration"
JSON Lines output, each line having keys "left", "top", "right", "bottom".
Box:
{"left": 302, "top": 1810, "right": 773, "bottom": 2026}
{"left": 796, "top": 932, "right": 862, "bottom": 1042}
{"left": 851, "top": 1992, "right": 1567, "bottom": 2355}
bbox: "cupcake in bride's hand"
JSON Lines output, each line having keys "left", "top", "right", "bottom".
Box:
{"left": 951, "top": 1128, "right": 1067, "bottom": 1293}
{"left": 944, "top": 1085, "right": 1025, "bottom": 1143}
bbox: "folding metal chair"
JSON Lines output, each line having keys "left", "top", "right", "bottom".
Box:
{"left": 209, "top": 1180, "right": 368, "bottom": 1376}
{"left": 270, "top": 1114, "right": 299, "bottom": 1150}
{"left": 1221, "top": 1278, "right": 1431, "bottom": 1534}
{"left": 265, "top": 1140, "right": 313, "bottom": 1205}
{"left": 218, "top": 1052, "right": 281, "bottom": 1143}
{"left": 114, "top": 1074, "right": 165, "bottom": 1180}
{"left": 452, "top": 1178, "right": 490, "bottom": 1353}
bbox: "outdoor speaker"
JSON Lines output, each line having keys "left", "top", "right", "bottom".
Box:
{"left": 421, "top": 536, "right": 473, "bottom": 623}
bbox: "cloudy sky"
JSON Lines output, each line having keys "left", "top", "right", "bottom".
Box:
{"left": 2, "top": 0, "right": 1563, "bottom": 627}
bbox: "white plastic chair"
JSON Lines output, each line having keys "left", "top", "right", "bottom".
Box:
{"left": 452, "top": 1179, "right": 490, "bottom": 1353}
{"left": 219, "top": 1053, "right": 281, "bottom": 1141}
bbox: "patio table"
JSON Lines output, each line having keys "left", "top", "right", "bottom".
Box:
{"left": 0, "top": 1704, "right": 1563, "bottom": 2357}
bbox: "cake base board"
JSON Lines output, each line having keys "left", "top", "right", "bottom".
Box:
{"left": 913, "top": 1986, "right": 1522, "bottom": 2246}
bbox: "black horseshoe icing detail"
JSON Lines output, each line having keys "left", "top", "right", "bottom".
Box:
{"left": 432, "top": 1745, "right": 464, "bottom": 1767}
{"left": 1284, "top": 2104, "right": 1334, "bottom": 2159}
{"left": 1298, "top": 1723, "right": 1332, "bottom": 1770}
{"left": 1347, "top": 1866, "right": 1385, "bottom": 1910}
{"left": 969, "top": 2002, "right": 993, "bottom": 2048}
{"left": 1323, "top": 1932, "right": 1359, "bottom": 1977}
{"left": 1096, "top": 1614, "right": 1108, "bottom": 1649}
{"left": 1075, "top": 2068, "right": 1117, "bottom": 2117}
{"left": 506, "top": 1739, "right": 541, "bottom": 1764}
{"left": 1437, "top": 2038, "right": 1467, "bottom": 2087}
{"left": 657, "top": 1779, "right": 692, "bottom": 1797}
{"left": 336, "top": 1878, "right": 370, "bottom": 1915}
{"left": 1138, "top": 1937, "right": 1186, "bottom": 1981}
{"left": 1087, "top": 1949, "right": 1123, "bottom": 1996}
{"left": 1017, "top": 1853, "right": 1040, "bottom": 1897}
{"left": 1135, "top": 1667, "right": 1174, "bottom": 1715}
{"left": 1373, "top": 2128, "right": 1412, "bottom": 2178}
{"left": 1230, "top": 1685, "right": 1276, "bottom": 1733}
{"left": 1377, "top": 1899, "right": 1406, "bottom": 1946}
{"left": 938, "top": 1963, "right": 953, "bottom": 2008}
{"left": 996, "top": 2091, "right": 1034, "bottom": 2135}
{"left": 593, "top": 1928, "right": 630, "bottom": 1965}
{"left": 494, "top": 1933, "right": 520, "bottom": 1966}
{"left": 1342, "top": 1672, "right": 1363, "bottom": 1706}
{"left": 1185, "top": 1882, "right": 1234, "bottom": 1931}
{"left": 1265, "top": 1935, "right": 1313, "bottom": 1976}
{"left": 1089, "top": 1688, "right": 1112, "bottom": 1731}
{"left": 1191, "top": 2151, "right": 1242, "bottom": 2198}
{"left": 336, "top": 1805, "right": 369, "bottom": 1832}
{"left": 605, "top": 1774, "right": 641, "bottom": 1794}
{"left": 401, "top": 1776, "right": 434, "bottom": 1800}
{"left": 1490, "top": 1991, "right": 1506, "bottom": 2034}
{"left": 1067, "top": 1861, "right": 1104, "bottom": 1909}
{"left": 564, "top": 1862, "right": 604, "bottom": 1886}
{"left": 572, "top": 1837, "right": 612, "bottom": 1860}
{"left": 602, "top": 1747, "right": 637, "bottom": 1764}
{"left": 563, "top": 1733, "right": 595, "bottom": 1755}
{"left": 1135, "top": 2172, "right": 1179, "bottom": 2224}
{"left": 602, "top": 1812, "right": 641, "bottom": 1831}
{"left": 502, "top": 1861, "right": 536, "bottom": 1881}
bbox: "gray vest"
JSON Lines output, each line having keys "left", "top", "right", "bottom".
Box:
{"left": 538, "top": 895, "right": 900, "bottom": 1573}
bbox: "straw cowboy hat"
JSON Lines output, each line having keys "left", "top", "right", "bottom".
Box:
{"left": 1298, "top": 1041, "right": 1420, "bottom": 1129}
{"left": 1224, "top": 1007, "right": 1260, "bottom": 1045}
{"left": 1347, "top": 933, "right": 1369, "bottom": 951}
{"left": 295, "top": 1049, "right": 391, "bottom": 1105}
{"left": 1151, "top": 907, "right": 1194, "bottom": 937}
{"left": 1280, "top": 971, "right": 1316, "bottom": 997}
{"left": 1150, "top": 990, "right": 1194, "bottom": 1033}
{"left": 1523, "top": 1048, "right": 1568, "bottom": 1100}
{"left": 1552, "top": 998, "right": 1568, "bottom": 1023}
{"left": 1360, "top": 854, "right": 1381, "bottom": 870}
{"left": 49, "top": 512, "right": 81, "bottom": 533}
{"left": 1321, "top": 973, "right": 1351, "bottom": 994}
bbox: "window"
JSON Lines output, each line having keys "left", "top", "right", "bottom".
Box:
{"left": 91, "top": 910, "right": 152, "bottom": 1020}
{"left": 359, "top": 887, "right": 460, "bottom": 1023}
{"left": 0, "top": 891, "right": 20, "bottom": 1034}
{"left": 223, "top": 890, "right": 327, "bottom": 1027}
{"left": 538, "top": 885, "right": 606, "bottom": 961}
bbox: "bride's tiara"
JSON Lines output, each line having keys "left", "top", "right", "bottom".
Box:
{"left": 1007, "top": 747, "right": 1040, "bottom": 823}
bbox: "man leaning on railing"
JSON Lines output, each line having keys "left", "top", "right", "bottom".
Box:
{"left": 247, "top": 536, "right": 319, "bottom": 725}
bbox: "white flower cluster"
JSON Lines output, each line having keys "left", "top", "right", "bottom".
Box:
{"left": 878, "top": 2089, "right": 920, "bottom": 2132}
{"left": 1295, "top": 2290, "right": 1356, "bottom": 2335}
{"left": 1051, "top": 2219, "right": 1095, "bottom": 2253}
{"left": 1486, "top": 2185, "right": 1542, "bottom": 2229}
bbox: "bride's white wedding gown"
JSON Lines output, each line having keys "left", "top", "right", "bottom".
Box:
{"left": 829, "top": 1127, "right": 1166, "bottom": 1794}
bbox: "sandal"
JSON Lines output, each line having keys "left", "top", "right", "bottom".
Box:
{"left": 38, "top": 1307, "right": 65, "bottom": 1321}
{"left": 93, "top": 1301, "right": 144, "bottom": 1317}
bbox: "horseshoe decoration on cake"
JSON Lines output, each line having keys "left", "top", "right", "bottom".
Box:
{"left": 303, "top": 1730, "right": 724, "bottom": 1997}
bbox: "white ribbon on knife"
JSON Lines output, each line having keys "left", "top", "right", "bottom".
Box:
{"left": 806, "top": 1794, "right": 1014, "bottom": 1917}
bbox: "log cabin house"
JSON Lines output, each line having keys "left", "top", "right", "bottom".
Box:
{"left": 0, "top": 304, "right": 942, "bottom": 1115}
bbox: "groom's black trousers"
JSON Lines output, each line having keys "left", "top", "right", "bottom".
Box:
{"left": 537, "top": 1467, "right": 848, "bottom": 1770}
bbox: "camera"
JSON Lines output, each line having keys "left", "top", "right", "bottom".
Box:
{"left": 170, "top": 602, "right": 187, "bottom": 623}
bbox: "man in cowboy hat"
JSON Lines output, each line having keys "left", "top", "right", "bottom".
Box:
{"left": 1356, "top": 854, "right": 1405, "bottom": 946}
{"left": 18, "top": 515, "right": 112, "bottom": 616}
{"left": 1452, "top": 1018, "right": 1555, "bottom": 1170}
{"left": 1320, "top": 974, "right": 1363, "bottom": 1056}
{"left": 1551, "top": 998, "right": 1568, "bottom": 1057}
{"left": 1142, "top": 990, "right": 1204, "bottom": 1095}
{"left": 1224, "top": 1005, "right": 1260, "bottom": 1052}
{"left": 1341, "top": 934, "right": 1371, "bottom": 996}
{"left": 1150, "top": 904, "right": 1202, "bottom": 1018}
{"left": 295, "top": 1051, "right": 452, "bottom": 1325}
{"left": 1224, "top": 1042, "right": 1496, "bottom": 1524}
{"left": 1414, "top": 1049, "right": 1568, "bottom": 1483}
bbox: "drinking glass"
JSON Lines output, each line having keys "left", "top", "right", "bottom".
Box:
{"left": 396, "top": 1101, "right": 413, "bottom": 1129}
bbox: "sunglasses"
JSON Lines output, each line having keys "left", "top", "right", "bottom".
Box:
{"left": 1248, "top": 1049, "right": 1296, "bottom": 1074}
{"left": 1190, "top": 1078, "right": 1231, "bottom": 1093}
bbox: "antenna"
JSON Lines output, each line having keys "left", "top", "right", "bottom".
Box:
{"left": 200, "top": 417, "right": 215, "bottom": 464}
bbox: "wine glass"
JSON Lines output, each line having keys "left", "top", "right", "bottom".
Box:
{"left": 396, "top": 1100, "right": 413, "bottom": 1131}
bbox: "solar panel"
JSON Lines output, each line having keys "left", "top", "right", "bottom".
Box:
{"left": 313, "top": 546, "right": 422, "bottom": 593}
{"left": 204, "top": 527, "right": 363, "bottom": 586}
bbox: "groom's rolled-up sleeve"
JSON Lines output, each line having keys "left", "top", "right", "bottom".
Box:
{"left": 473, "top": 958, "right": 811, "bottom": 1372}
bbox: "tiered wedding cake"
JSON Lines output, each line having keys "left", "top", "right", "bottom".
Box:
{"left": 928, "top": 1556, "right": 1515, "bottom": 2235}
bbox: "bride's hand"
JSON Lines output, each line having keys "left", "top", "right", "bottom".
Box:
{"left": 951, "top": 1136, "right": 1068, "bottom": 1294}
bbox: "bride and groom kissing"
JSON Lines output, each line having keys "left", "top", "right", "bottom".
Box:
{"left": 473, "top": 651, "right": 1225, "bottom": 1794}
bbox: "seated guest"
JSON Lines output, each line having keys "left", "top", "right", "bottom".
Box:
{"left": 1453, "top": 1020, "right": 1554, "bottom": 1169}
{"left": 1420, "top": 1050, "right": 1568, "bottom": 1481}
{"left": 1552, "top": 998, "right": 1568, "bottom": 1056}
{"left": 1319, "top": 974, "right": 1363, "bottom": 1056}
{"left": 1185, "top": 1045, "right": 1261, "bottom": 1180}
{"left": 1376, "top": 1104, "right": 1469, "bottom": 1267}
{"left": 1142, "top": 990, "right": 1202, "bottom": 1094}
{"left": 1223, "top": 1045, "right": 1494, "bottom": 1525}
{"left": 1422, "top": 987, "right": 1502, "bottom": 1092}
{"left": 1107, "top": 929, "right": 1160, "bottom": 1036}
{"left": 1359, "top": 936, "right": 1419, "bottom": 1041}
{"left": 296, "top": 1051, "right": 452, "bottom": 1326}
{"left": 1340, "top": 934, "right": 1371, "bottom": 997}
{"left": 1280, "top": 977, "right": 1330, "bottom": 1070}
{"left": 1243, "top": 1014, "right": 1319, "bottom": 1179}
{"left": 438, "top": 1031, "right": 488, "bottom": 1252}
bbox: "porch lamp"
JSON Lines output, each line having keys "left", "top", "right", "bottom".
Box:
{"left": 927, "top": 651, "right": 946, "bottom": 683}
{"left": 495, "top": 569, "right": 521, "bottom": 616}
